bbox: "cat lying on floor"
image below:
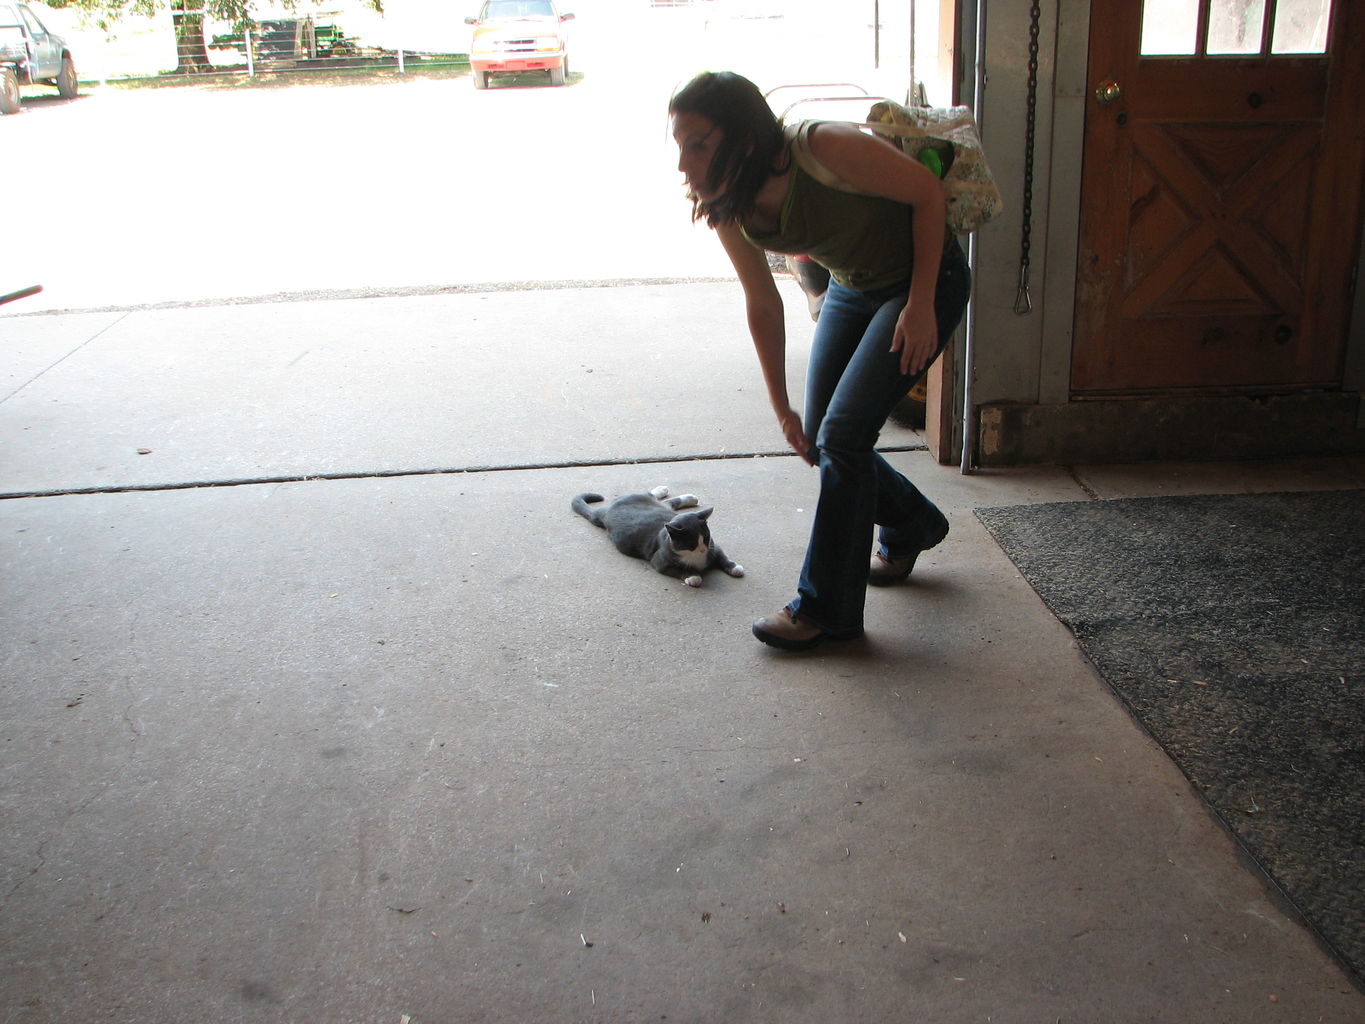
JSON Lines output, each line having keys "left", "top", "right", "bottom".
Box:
{"left": 571, "top": 486, "right": 744, "bottom": 588}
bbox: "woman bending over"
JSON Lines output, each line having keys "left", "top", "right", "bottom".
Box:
{"left": 668, "top": 71, "right": 972, "bottom": 651}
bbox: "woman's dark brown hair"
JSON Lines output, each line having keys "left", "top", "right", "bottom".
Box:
{"left": 669, "top": 71, "right": 789, "bottom": 227}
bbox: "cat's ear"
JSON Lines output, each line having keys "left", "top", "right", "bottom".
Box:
{"left": 697, "top": 507, "right": 714, "bottom": 521}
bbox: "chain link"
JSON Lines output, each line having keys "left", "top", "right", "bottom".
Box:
{"left": 1015, "top": 0, "right": 1042, "bottom": 315}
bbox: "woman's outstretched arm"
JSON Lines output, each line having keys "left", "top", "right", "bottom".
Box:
{"left": 717, "top": 221, "right": 814, "bottom": 465}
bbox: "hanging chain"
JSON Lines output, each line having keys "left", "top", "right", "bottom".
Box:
{"left": 1015, "top": 0, "right": 1042, "bottom": 315}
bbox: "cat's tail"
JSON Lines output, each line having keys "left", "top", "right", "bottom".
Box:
{"left": 571, "top": 493, "right": 607, "bottom": 527}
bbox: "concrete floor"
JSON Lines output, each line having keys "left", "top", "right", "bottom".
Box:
{"left": 2, "top": 282, "right": 1363, "bottom": 1023}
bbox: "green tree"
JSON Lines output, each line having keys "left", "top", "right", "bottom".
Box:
{"left": 170, "top": 0, "right": 211, "bottom": 71}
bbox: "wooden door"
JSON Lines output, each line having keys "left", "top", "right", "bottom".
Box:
{"left": 1072, "top": 0, "right": 1364, "bottom": 395}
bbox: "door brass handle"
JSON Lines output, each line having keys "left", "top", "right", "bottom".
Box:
{"left": 1094, "top": 80, "right": 1123, "bottom": 104}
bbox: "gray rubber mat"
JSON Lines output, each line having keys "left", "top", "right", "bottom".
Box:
{"left": 976, "top": 490, "right": 1365, "bottom": 986}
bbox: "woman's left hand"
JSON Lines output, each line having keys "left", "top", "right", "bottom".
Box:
{"left": 891, "top": 301, "right": 939, "bottom": 377}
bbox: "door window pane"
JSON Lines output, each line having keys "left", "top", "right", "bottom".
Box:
{"left": 1141, "top": 0, "right": 1199, "bottom": 55}
{"left": 1207, "top": 0, "right": 1265, "bottom": 54}
{"left": 1272, "top": 0, "right": 1331, "bottom": 53}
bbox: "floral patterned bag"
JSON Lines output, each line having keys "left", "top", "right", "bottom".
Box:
{"left": 790, "top": 103, "right": 1004, "bottom": 235}
{"left": 866, "top": 100, "right": 1005, "bottom": 234}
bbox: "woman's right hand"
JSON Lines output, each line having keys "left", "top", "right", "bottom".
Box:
{"left": 779, "top": 408, "right": 815, "bottom": 466}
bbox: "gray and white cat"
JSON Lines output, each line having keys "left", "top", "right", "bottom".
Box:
{"left": 571, "top": 486, "right": 745, "bottom": 588}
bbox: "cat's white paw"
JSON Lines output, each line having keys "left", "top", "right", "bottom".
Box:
{"left": 684, "top": 575, "right": 703, "bottom": 587}
{"left": 650, "top": 486, "right": 670, "bottom": 499}
{"left": 673, "top": 494, "right": 699, "bottom": 508}
{"left": 727, "top": 564, "right": 745, "bottom": 577}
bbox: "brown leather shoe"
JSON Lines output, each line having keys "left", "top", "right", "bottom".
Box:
{"left": 870, "top": 516, "right": 950, "bottom": 586}
{"left": 752, "top": 607, "right": 826, "bottom": 651}
{"left": 868, "top": 550, "right": 920, "bottom": 586}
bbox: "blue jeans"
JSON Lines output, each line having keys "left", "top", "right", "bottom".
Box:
{"left": 789, "top": 239, "right": 971, "bottom": 637}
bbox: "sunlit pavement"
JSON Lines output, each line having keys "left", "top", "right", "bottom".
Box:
{"left": 6, "top": 1, "right": 912, "bottom": 314}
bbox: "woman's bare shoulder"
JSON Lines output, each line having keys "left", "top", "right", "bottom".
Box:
{"left": 807, "top": 120, "right": 898, "bottom": 167}
{"left": 806, "top": 119, "right": 936, "bottom": 202}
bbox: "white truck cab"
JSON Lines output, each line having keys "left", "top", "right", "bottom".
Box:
{"left": 0, "top": 2, "right": 77, "bottom": 114}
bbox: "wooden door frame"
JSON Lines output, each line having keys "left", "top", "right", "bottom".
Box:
{"left": 925, "top": 0, "right": 965, "bottom": 461}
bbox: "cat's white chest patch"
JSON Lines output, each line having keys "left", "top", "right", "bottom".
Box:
{"left": 676, "top": 541, "right": 710, "bottom": 569}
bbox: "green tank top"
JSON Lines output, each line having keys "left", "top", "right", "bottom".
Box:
{"left": 741, "top": 161, "right": 915, "bottom": 293}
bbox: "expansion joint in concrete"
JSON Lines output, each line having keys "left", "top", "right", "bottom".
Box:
{"left": 0, "top": 444, "right": 930, "bottom": 501}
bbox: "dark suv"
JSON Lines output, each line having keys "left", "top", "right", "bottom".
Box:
{"left": 0, "top": 2, "right": 76, "bottom": 114}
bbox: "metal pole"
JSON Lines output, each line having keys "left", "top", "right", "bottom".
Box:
{"left": 960, "top": 0, "right": 987, "bottom": 474}
{"left": 874, "top": 0, "right": 881, "bottom": 69}
{"left": 0, "top": 284, "right": 42, "bottom": 306}
{"left": 908, "top": 0, "right": 916, "bottom": 104}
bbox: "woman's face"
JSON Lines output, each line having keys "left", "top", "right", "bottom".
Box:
{"left": 671, "top": 111, "right": 723, "bottom": 201}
